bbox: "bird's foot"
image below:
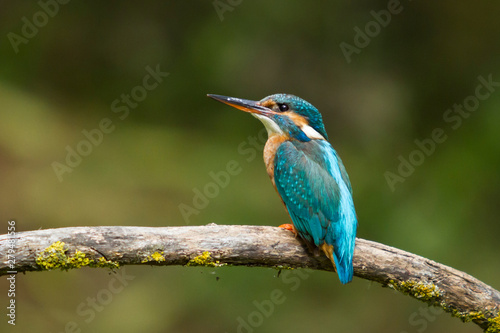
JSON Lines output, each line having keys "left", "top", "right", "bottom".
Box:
{"left": 279, "top": 223, "right": 298, "bottom": 236}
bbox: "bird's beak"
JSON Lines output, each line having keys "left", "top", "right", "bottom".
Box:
{"left": 207, "top": 94, "right": 272, "bottom": 116}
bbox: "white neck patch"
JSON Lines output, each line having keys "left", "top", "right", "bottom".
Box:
{"left": 300, "top": 124, "right": 325, "bottom": 140}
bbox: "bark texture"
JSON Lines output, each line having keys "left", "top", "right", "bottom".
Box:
{"left": 1, "top": 224, "right": 499, "bottom": 332}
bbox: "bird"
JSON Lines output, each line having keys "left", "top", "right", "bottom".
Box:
{"left": 207, "top": 93, "right": 358, "bottom": 284}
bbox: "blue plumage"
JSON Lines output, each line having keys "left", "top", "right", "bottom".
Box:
{"left": 268, "top": 94, "right": 329, "bottom": 140}
{"left": 208, "top": 93, "right": 358, "bottom": 284}
{"left": 274, "top": 140, "right": 357, "bottom": 284}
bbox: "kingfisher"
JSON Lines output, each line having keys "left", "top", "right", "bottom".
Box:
{"left": 208, "top": 93, "right": 358, "bottom": 284}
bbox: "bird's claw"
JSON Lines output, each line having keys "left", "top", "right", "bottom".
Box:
{"left": 279, "top": 223, "right": 298, "bottom": 236}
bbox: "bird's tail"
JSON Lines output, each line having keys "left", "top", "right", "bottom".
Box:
{"left": 320, "top": 243, "right": 353, "bottom": 284}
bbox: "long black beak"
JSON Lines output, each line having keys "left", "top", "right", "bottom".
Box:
{"left": 207, "top": 94, "right": 272, "bottom": 115}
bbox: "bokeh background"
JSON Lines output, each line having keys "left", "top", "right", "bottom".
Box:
{"left": 1, "top": 1, "right": 499, "bottom": 332}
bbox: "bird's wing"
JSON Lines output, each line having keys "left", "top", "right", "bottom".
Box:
{"left": 273, "top": 140, "right": 340, "bottom": 245}
{"left": 273, "top": 140, "right": 357, "bottom": 281}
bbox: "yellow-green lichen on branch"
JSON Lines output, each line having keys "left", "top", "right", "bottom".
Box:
{"left": 442, "top": 308, "right": 499, "bottom": 331}
{"left": 388, "top": 279, "right": 500, "bottom": 330}
{"left": 444, "top": 307, "right": 485, "bottom": 323}
{"left": 36, "top": 241, "right": 119, "bottom": 271}
{"left": 486, "top": 311, "right": 500, "bottom": 333}
{"left": 187, "top": 251, "right": 225, "bottom": 267}
{"left": 141, "top": 251, "right": 166, "bottom": 263}
{"left": 388, "top": 279, "right": 441, "bottom": 302}
{"left": 94, "top": 256, "right": 119, "bottom": 269}
{"left": 456, "top": 310, "right": 484, "bottom": 323}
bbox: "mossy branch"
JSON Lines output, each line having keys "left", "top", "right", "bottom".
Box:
{"left": 0, "top": 224, "right": 499, "bottom": 332}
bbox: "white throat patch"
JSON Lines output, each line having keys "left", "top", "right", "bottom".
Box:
{"left": 252, "top": 114, "right": 284, "bottom": 136}
{"left": 252, "top": 113, "right": 325, "bottom": 140}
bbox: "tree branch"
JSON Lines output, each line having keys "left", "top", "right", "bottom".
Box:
{"left": 1, "top": 224, "right": 499, "bottom": 332}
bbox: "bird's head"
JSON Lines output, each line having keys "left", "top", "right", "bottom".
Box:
{"left": 208, "top": 93, "right": 328, "bottom": 142}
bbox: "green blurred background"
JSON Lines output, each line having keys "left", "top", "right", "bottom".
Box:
{"left": 1, "top": 1, "right": 499, "bottom": 332}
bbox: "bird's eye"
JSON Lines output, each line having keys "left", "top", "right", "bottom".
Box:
{"left": 277, "top": 103, "right": 289, "bottom": 112}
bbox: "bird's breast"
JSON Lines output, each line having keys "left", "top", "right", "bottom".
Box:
{"left": 263, "top": 135, "right": 288, "bottom": 187}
